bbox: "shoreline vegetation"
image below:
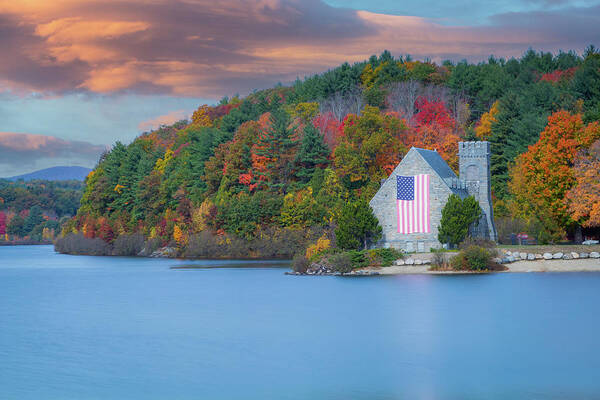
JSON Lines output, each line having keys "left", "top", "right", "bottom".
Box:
{"left": 48, "top": 49, "right": 600, "bottom": 265}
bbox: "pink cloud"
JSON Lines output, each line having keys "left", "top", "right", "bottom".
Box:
{"left": 137, "top": 110, "right": 189, "bottom": 132}
{"left": 0, "top": 0, "right": 598, "bottom": 98}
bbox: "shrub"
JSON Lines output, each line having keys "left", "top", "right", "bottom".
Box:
{"left": 292, "top": 255, "right": 310, "bottom": 273}
{"left": 430, "top": 249, "right": 449, "bottom": 269}
{"left": 328, "top": 252, "right": 353, "bottom": 273}
{"left": 54, "top": 233, "right": 111, "bottom": 256}
{"left": 112, "top": 233, "right": 145, "bottom": 256}
{"left": 305, "top": 235, "right": 331, "bottom": 260}
{"left": 450, "top": 245, "right": 504, "bottom": 271}
{"left": 367, "top": 248, "right": 403, "bottom": 267}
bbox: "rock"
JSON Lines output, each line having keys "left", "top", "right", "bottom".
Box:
{"left": 571, "top": 252, "right": 580, "bottom": 259}
{"left": 405, "top": 258, "right": 415, "bottom": 265}
{"left": 583, "top": 239, "right": 599, "bottom": 245}
{"left": 519, "top": 252, "right": 527, "bottom": 260}
{"left": 396, "top": 259, "right": 405, "bottom": 266}
{"left": 553, "top": 252, "right": 564, "bottom": 259}
{"left": 415, "top": 259, "right": 423, "bottom": 265}
{"left": 422, "top": 259, "right": 431, "bottom": 264}
{"left": 543, "top": 253, "right": 553, "bottom": 260}
{"left": 493, "top": 257, "right": 503, "bottom": 264}
{"left": 513, "top": 254, "right": 521, "bottom": 260}
{"left": 563, "top": 253, "right": 572, "bottom": 260}
{"left": 535, "top": 254, "right": 543, "bottom": 259}
{"left": 507, "top": 255, "right": 515, "bottom": 263}
{"left": 149, "top": 246, "right": 177, "bottom": 258}
{"left": 527, "top": 253, "right": 535, "bottom": 260}
{"left": 590, "top": 252, "right": 600, "bottom": 258}
{"left": 580, "top": 252, "right": 589, "bottom": 259}
{"left": 501, "top": 257, "right": 510, "bottom": 264}
{"left": 506, "top": 251, "right": 512, "bottom": 256}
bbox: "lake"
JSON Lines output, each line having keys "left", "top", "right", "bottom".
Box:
{"left": 1, "top": 245, "right": 600, "bottom": 399}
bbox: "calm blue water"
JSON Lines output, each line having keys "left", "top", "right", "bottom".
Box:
{"left": 1, "top": 245, "right": 600, "bottom": 399}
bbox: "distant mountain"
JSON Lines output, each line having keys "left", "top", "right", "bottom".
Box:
{"left": 5, "top": 166, "right": 92, "bottom": 181}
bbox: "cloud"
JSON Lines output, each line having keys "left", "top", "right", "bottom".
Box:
{"left": 138, "top": 109, "right": 189, "bottom": 131}
{"left": 0, "top": 132, "right": 107, "bottom": 176}
{"left": 0, "top": 0, "right": 598, "bottom": 98}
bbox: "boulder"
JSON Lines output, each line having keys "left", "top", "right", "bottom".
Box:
{"left": 583, "top": 239, "right": 599, "bottom": 245}
{"left": 422, "top": 259, "right": 431, "bottom": 264}
{"left": 543, "top": 253, "right": 553, "bottom": 260}
{"left": 571, "top": 252, "right": 580, "bottom": 259}
{"left": 527, "top": 253, "right": 535, "bottom": 260}
{"left": 501, "top": 258, "right": 510, "bottom": 264}
{"left": 519, "top": 252, "right": 527, "bottom": 260}
{"left": 580, "top": 252, "right": 589, "bottom": 259}
{"left": 590, "top": 252, "right": 600, "bottom": 259}
{"left": 553, "top": 252, "right": 564, "bottom": 259}
{"left": 415, "top": 259, "right": 423, "bottom": 265}
{"left": 493, "top": 257, "right": 503, "bottom": 264}
{"left": 396, "top": 259, "right": 405, "bottom": 266}
{"left": 563, "top": 253, "right": 572, "bottom": 260}
{"left": 405, "top": 258, "right": 415, "bottom": 265}
{"left": 507, "top": 255, "right": 515, "bottom": 263}
{"left": 506, "top": 251, "right": 512, "bottom": 256}
{"left": 535, "top": 254, "right": 543, "bottom": 259}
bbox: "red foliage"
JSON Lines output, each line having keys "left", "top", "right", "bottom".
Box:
{"left": 413, "top": 96, "right": 455, "bottom": 129}
{"left": 313, "top": 112, "right": 342, "bottom": 149}
{"left": 207, "top": 103, "right": 239, "bottom": 120}
{"left": 540, "top": 67, "right": 578, "bottom": 83}
{"left": 239, "top": 173, "right": 253, "bottom": 186}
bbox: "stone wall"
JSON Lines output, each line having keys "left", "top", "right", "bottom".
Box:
{"left": 369, "top": 149, "right": 453, "bottom": 252}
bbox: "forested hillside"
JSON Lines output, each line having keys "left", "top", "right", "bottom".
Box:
{"left": 0, "top": 180, "right": 83, "bottom": 242}
{"left": 59, "top": 48, "right": 600, "bottom": 256}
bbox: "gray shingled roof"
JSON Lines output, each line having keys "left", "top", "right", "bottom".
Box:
{"left": 413, "top": 148, "right": 457, "bottom": 180}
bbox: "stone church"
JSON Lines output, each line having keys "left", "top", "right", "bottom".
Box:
{"left": 369, "top": 141, "right": 497, "bottom": 252}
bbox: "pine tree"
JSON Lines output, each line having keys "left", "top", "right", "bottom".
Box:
{"left": 294, "top": 124, "right": 330, "bottom": 183}
{"left": 23, "top": 206, "right": 44, "bottom": 235}
{"left": 253, "top": 108, "right": 298, "bottom": 190}
{"left": 335, "top": 199, "right": 382, "bottom": 250}
{"left": 438, "top": 195, "right": 482, "bottom": 247}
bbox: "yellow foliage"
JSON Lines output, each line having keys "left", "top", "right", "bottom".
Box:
{"left": 149, "top": 226, "right": 157, "bottom": 239}
{"left": 475, "top": 100, "right": 500, "bottom": 139}
{"left": 191, "top": 104, "right": 213, "bottom": 127}
{"left": 173, "top": 225, "right": 186, "bottom": 246}
{"left": 361, "top": 64, "right": 376, "bottom": 87}
{"left": 192, "top": 199, "right": 213, "bottom": 233}
{"left": 293, "top": 102, "right": 319, "bottom": 122}
{"left": 154, "top": 149, "right": 174, "bottom": 174}
{"left": 114, "top": 184, "right": 125, "bottom": 194}
{"left": 306, "top": 235, "right": 331, "bottom": 260}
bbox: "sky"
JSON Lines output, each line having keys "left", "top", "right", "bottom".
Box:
{"left": 1, "top": 0, "right": 599, "bottom": 176}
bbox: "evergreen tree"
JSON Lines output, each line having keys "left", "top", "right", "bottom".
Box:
{"left": 253, "top": 108, "right": 298, "bottom": 190}
{"left": 438, "top": 195, "right": 482, "bottom": 247}
{"left": 294, "top": 124, "right": 330, "bottom": 183}
{"left": 23, "top": 206, "right": 45, "bottom": 235}
{"left": 335, "top": 199, "right": 382, "bottom": 250}
{"left": 7, "top": 214, "right": 26, "bottom": 237}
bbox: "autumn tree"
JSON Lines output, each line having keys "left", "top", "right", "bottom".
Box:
{"left": 475, "top": 100, "right": 500, "bottom": 139}
{"left": 509, "top": 111, "right": 600, "bottom": 241}
{"left": 0, "top": 211, "right": 6, "bottom": 236}
{"left": 333, "top": 106, "right": 406, "bottom": 194}
{"left": 567, "top": 140, "right": 600, "bottom": 228}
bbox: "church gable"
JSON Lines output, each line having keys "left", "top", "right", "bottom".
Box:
{"left": 370, "top": 147, "right": 454, "bottom": 252}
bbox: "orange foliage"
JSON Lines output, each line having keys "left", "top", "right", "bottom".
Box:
{"left": 510, "top": 111, "right": 600, "bottom": 237}
{"left": 475, "top": 100, "right": 500, "bottom": 140}
{"left": 567, "top": 140, "right": 600, "bottom": 227}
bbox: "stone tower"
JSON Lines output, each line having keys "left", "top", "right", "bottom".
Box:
{"left": 458, "top": 141, "right": 497, "bottom": 241}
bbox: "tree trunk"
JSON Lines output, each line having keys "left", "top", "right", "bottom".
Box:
{"left": 574, "top": 224, "right": 583, "bottom": 244}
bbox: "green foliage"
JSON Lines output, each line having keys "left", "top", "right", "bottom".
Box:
{"left": 335, "top": 199, "right": 382, "bottom": 250}
{"left": 367, "top": 248, "right": 403, "bottom": 267}
{"left": 450, "top": 245, "right": 502, "bottom": 271}
{"left": 438, "top": 195, "right": 482, "bottom": 247}
{"left": 294, "top": 124, "right": 330, "bottom": 183}
{"left": 7, "top": 214, "right": 26, "bottom": 237}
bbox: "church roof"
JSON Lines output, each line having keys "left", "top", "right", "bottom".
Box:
{"left": 413, "top": 148, "right": 457, "bottom": 180}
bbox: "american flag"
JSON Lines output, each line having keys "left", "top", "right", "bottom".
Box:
{"left": 396, "top": 174, "right": 430, "bottom": 234}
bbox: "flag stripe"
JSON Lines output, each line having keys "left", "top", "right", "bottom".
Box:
{"left": 396, "top": 174, "right": 430, "bottom": 234}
